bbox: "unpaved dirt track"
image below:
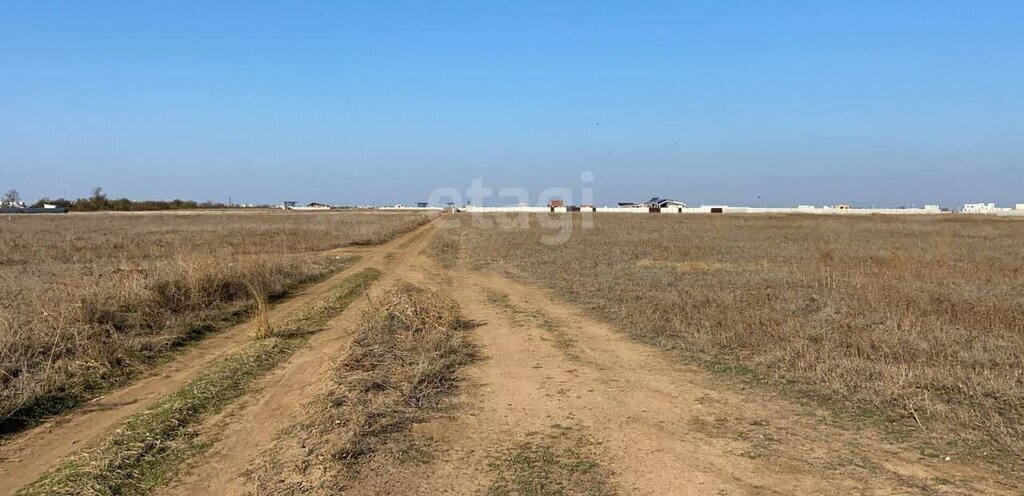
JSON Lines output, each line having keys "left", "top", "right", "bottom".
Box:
{"left": 5, "top": 221, "right": 1018, "bottom": 495}
{"left": 0, "top": 221, "right": 436, "bottom": 495}
{"left": 451, "top": 273, "right": 1015, "bottom": 494}
{"left": 339, "top": 266, "right": 1017, "bottom": 495}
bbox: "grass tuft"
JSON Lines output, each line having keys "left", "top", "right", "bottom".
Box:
{"left": 245, "top": 279, "right": 272, "bottom": 339}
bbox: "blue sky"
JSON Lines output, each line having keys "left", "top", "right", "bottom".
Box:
{"left": 1, "top": 1, "right": 1021, "bottom": 207}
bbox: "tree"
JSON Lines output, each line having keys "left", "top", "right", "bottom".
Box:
{"left": 90, "top": 187, "right": 107, "bottom": 203}
{"left": 76, "top": 186, "right": 110, "bottom": 211}
{"left": 2, "top": 189, "right": 20, "bottom": 205}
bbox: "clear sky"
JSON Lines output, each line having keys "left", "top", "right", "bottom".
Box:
{"left": 1, "top": 1, "right": 1021, "bottom": 207}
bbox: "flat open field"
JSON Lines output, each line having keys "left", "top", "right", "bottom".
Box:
{"left": 0, "top": 210, "right": 432, "bottom": 432}
{"left": 437, "top": 214, "right": 1024, "bottom": 462}
{"left": 2, "top": 212, "right": 1021, "bottom": 495}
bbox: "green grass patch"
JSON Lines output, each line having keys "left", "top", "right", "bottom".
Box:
{"left": 18, "top": 268, "right": 380, "bottom": 496}
{"left": 488, "top": 427, "right": 615, "bottom": 496}
{"left": 703, "top": 360, "right": 762, "bottom": 381}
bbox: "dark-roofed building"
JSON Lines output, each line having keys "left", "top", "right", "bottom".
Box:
{"left": 617, "top": 197, "right": 687, "bottom": 212}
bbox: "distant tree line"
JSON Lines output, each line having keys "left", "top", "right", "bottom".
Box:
{"left": 25, "top": 187, "right": 232, "bottom": 212}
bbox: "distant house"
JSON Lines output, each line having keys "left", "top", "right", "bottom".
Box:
{"left": 659, "top": 198, "right": 687, "bottom": 208}
{"left": 962, "top": 203, "right": 998, "bottom": 213}
{"left": 617, "top": 197, "right": 687, "bottom": 212}
{"left": 282, "top": 201, "right": 331, "bottom": 211}
{"left": 415, "top": 202, "right": 429, "bottom": 208}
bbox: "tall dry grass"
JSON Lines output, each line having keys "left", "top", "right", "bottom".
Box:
{"left": 438, "top": 214, "right": 1024, "bottom": 462}
{"left": 245, "top": 280, "right": 272, "bottom": 338}
{"left": 0, "top": 210, "right": 432, "bottom": 432}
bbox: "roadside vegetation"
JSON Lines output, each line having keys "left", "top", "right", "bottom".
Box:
{"left": 17, "top": 268, "right": 380, "bottom": 496}
{"left": 251, "top": 282, "right": 476, "bottom": 493}
{"left": 436, "top": 214, "right": 1024, "bottom": 464}
{"left": 0, "top": 211, "right": 432, "bottom": 434}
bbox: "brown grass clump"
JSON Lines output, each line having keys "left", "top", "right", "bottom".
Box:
{"left": 245, "top": 280, "right": 272, "bottom": 339}
{"left": 330, "top": 282, "right": 473, "bottom": 461}
{"left": 0, "top": 210, "right": 432, "bottom": 433}
{"left": 250, "top": 282, "right": 475, "bottom": 493}
{"left": 439, "top": 213, "right": 1024, "bottom": 463}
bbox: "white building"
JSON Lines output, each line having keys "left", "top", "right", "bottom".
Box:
{"left": 962, "top": 203, "right": 998, "bottom": 214}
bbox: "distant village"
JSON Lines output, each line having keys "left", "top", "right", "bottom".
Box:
{"left": 273, "top": 198, "right": 1024, "bottom": 216}
{"left": 3, "top": 196, "right": 1022, "bottom": 216}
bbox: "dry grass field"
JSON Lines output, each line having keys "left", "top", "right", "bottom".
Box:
{"left": 0, "top": 210, "right": 432, "bottom": 432}
{"left": 435, "top": 213, "right": 1024, "bottom": 463}
{"left": 4, "top": 213, "right": 1020, "bottom": 494}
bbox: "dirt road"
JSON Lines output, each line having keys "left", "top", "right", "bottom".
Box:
{"left": 156, "top": 221, "right": 441, "bottom": 496}
{"left": 411, "top": 272, "right": 1015, "bottom": 494}
{"left": 3, "top": 222, "right": 1017, "bottom": 495}
{"left": 330, "top": 262, "right": 1015, "bottom": 495}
